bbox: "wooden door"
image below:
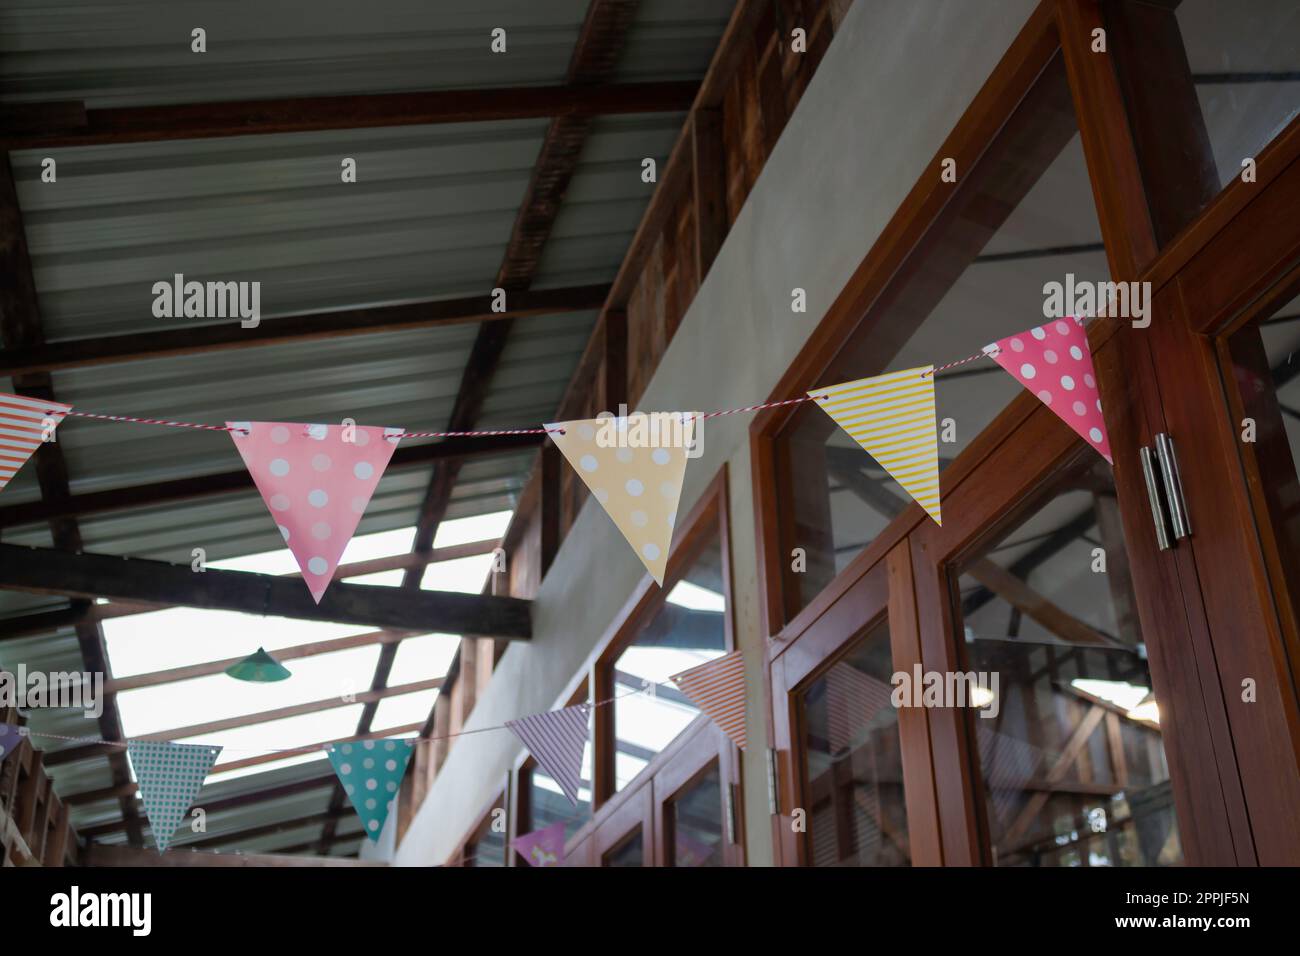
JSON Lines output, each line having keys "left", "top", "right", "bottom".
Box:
{"left": 1118, "top": 117, "right": 1300, "bottom": 865}
{"left": 769, "top": 546, "right": 941, "bottom": 866}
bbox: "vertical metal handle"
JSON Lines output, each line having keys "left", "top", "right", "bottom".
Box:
{"left": 725, "top": 783, "right": 738, "bottom": 844}
{"left": 1139, "top": 445, "right": 1172, "bottom": 551}
{"left": 766, "top": 748, "right": 781, "bottom": 815}
{"left": 1154, "top": 433, "right": 1192, "bottom": 541}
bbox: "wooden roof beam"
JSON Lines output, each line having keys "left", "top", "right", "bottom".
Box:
{"left": 0, "top": 430, "right": 542, "bottom": 528}
{"left": 0, "top": 543, "right": 531, "bottom": 637}
{"left": 0, "top": 81, "right": 698, "bottom": 149}
{"left": 0, "top": 283, "right": 609, "bottom": 378}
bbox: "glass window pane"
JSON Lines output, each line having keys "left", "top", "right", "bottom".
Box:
{"left": 776, "top": 55, "right": 1109, "bottom": 618}
{"left": 1146, "top": 0, "right": 1300, "bottom": 198}
{"left": 668, "top": 764, "right": 724, "bottom": 867}
{"left": 466, "top": 804, "right": 506, "bottom": 867}
{"left": 602, "top": 830, "right": 643, "bottom": 867}
{"left": 800, "top": 620, "right": 910, "bottom": 866}
{"left": 953, "top": 455, "right": 1182, "bottom": 867}
{"left": 612, "top": 531, "right": 727, "bottom": 791}
{"left": 1226, "top": 294, "right": 1300, "bottom": 654}
{"left": 526, "top": 740, "right": 593, "bottom": 846}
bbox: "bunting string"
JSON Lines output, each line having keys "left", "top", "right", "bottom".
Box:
{"left": 10, "top": 681, "right": 658, "bottom": 755}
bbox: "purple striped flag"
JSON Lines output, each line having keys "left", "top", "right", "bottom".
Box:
{"left": 506, "top": 704, "right": 591, "bottom": 807}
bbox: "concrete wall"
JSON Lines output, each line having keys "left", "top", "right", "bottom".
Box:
{"left": 393, "top": 0, "right": 1041, "bottom": 867}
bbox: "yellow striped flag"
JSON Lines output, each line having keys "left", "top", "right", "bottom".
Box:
{"left": 809, "top": 366, "right": 942, "bottom": 525}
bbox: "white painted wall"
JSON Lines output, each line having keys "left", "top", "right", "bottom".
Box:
{"left": 393, "top": 0, "right": 1040, "bottom": 867}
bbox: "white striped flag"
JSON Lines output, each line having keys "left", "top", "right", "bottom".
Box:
{"left": 506, "top": 704, "right": 591, "bottom": 807}
{"left": 809, "top": 366, "right": 942, "bottom": 524}
{"left": 669, "top": 650, "right": 747, "bottom": 750}
{"left": 0, "top": 393, "right": 71, "bottom": 494}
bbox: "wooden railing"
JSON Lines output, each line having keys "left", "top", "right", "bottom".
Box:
{"left": 0, "top": 705, "right": 78, "bottom": 866}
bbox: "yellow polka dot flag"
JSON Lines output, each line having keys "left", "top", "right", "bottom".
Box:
{"left": 545, "top": 413, "right": 696, "bottom": 585}
{"left": 809, "top": 366, "right": 942, "bottom": 525}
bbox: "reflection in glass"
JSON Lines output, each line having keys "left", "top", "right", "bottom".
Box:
{"left": 1233, "top": 299, "right": 1300, "bottom": 638}
{"left": 526, "top": 737, "right": 594, "bottom": 849}
{"left": 776, "top": 54, "right": 1109, "bottom": 616}
{"left": 668, "top": 765, "right": 724, "bottom": 867}
{"left": 612, "top": 534, "right": 727, "bottom": 791}
{"left": 603, "top": 830, "right": 643, "bottom": 867}
{"left": 466, "top": 804, "right": 506, "bottom": 867}
{"left": 954, "top": 455, "right": 1182, "bottom": 866}
{"left": 800, "top": 620, "right": 910, "bottom": 866}
{"left": 1157, "top": 0, "right": 1300, "bottom": 194}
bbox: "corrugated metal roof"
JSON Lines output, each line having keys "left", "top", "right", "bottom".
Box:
{"left": 0, "top": 0, "right": 731, "bottom": 107}
{"left": 0, "top": 0, "right": 737, "bottom": 857}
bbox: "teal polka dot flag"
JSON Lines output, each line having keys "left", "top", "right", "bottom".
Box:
{"left": 127, "top": 740, "right": 222, "bottom": 853}
{"left": 328, "top": 738, "right": 415, "bottom": 840}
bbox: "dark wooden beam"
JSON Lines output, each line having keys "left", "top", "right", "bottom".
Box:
{"left": 0, "top": 284, "right": 609, "bottom": 379}
{"left": 181, "top": 808, "right": 351, "bottom": 848}
{"left": 601, "top": 308, "right": 628, "bottom": 412}
{"left": 0, "top": 82, "right": 699, "bottom": 149}
{"left": 691, "top": 108, "right": 727, "bottom": 281}
{"left": 73, "top": 772, "right": 339, "bottom": 827}
{"left": 539, "top": 443, "right": 562, "bottom": 577}
{"left": 0, "top": 155, "right": 145, "bottom": 846}
{"left": 0, "top": 431, "right": 542, "bottom": 528}
{"left": 51, "top": 677, "right": 444, "bottom": 771}
{"left": 0, "top": 537, "right": 501, "bottom": 641}
{"left": 0, "top": 543, "right": 532, "bottom": 638}
{"left": 82, "top": 843, "right": 381, "bottom": 867}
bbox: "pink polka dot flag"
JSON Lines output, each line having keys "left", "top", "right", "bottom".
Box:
{"left": 984, "top": 317, "right": 1112, "bottom": 464}
{"left": 227, "top": 421, "right": 402, "bottom": 602}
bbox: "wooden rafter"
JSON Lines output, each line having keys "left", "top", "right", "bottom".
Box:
{"left": 0, "top": 535, "right": 501, "bottom": 641}
{"left": 0, "top": 284, "right": 609, "bottom": 379}
{"left": 74, "top": 772, "right": 338, "bottom": 828}
{"left": 0, "top": 82, "right": 699, "bottom": 149}
{"left": 0, "top": 542, "right": 531, "bottom": 637}
{"left": 48, "top": 677, "right": 444, "bottom": 770}
{"left": 0, "top": 156, "right": 144, "bottom": 846}
{"left": 0, "top": 431, "right": 542, "bottom": 529}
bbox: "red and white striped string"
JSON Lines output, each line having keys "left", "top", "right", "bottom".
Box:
{"left": 12, "top": 684, "right": 649, "bottom": 755}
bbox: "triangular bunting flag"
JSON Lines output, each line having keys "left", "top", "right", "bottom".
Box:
{"left": 669, "top": 650, "right": 747, "bottom": 750}
{"left": 824, "top": 665, "right": 895, "bottom": 755}
{"left": 0, "top": 723, "right": 23, "bottom": 762}
{"left": 984, "top": 317, "right": 1112, "bottom": 463}
{"left": 809, "top": 366, "right": 942, "bottom": 525}
{"left": 511, "top": 820, "right": 566, "bottom": 867}
{"left": 545, "top": 413, "right": 696, "bottom": 585}
{"left": 327, "top": 737, "right": 415, "bottom": 841}
{"left": 506, "top": 704, "right": 591, "bottom": 807}
{"left": 227, "top": 421, "right": 403, "bottom": 602}
{"left": 0, "top": 393, "right": 72, "bottom": 495}
{"left": 126, "top": 740, "right": 222, "bottom": 853}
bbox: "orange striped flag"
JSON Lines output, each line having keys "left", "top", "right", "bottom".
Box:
{"left": 0, "top": 393, "right": 71, "bottom": 494}
{"left": 809, "top": 366, "right": 942, "bottom": 525}
{"left": 670, "top": 650, "right": 747, "bottom": 750}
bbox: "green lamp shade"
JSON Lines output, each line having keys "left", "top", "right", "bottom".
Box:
{"left": 225, "top": 647, "right": 292, "bottom": 683}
